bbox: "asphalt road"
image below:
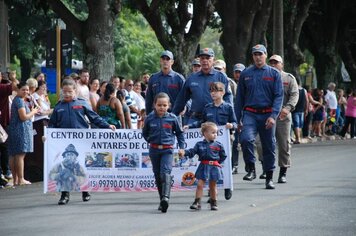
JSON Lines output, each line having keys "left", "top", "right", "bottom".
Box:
{"left": 1, "top": 139, "right": 356, "bottom": 236}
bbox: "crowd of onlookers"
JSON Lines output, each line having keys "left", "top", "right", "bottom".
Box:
{"left": 0, "top": 56, "right": 355, "bottom": 189}
{"left": 299, "top": 83, "right": 356, "bottom": 142}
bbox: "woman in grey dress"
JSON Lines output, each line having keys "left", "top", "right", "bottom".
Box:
{"left": 8, "top": 82, "right": 39, "bottom": 185}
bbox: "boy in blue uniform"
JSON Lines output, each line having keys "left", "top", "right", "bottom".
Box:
{"left": 183, "top": 122, "right": 227, "bottom": 211}
{"left": 184, "top": 82, "right": 236, "bottom": 200}
{"left": 142, "top": 92, "right": 185, "bottom": 213}
{"left": 184, "top": 82, "right": 237, "bottom": 129}
{"left": 48, "top": 79, "right": 116, "bottom": 205}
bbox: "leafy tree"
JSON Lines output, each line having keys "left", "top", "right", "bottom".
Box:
{"left": 114, "top": 7, "right": 163, "bottom": 79}
{"left": 47, "top": 0, "right": 121, "bottom": 81}
{"left": 7, "top": 0, "right": 53, "bottom": 80}
{"left": 283, "top": 0, "right": 313, "bottom": 77}
{"left": 132, "top": 0, "right": 216, "bottom": 76}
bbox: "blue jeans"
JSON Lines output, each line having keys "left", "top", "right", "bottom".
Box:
{"left": 240, "top": 111, "right": 276, "bottom": 172}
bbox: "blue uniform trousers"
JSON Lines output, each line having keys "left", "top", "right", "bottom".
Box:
{"left": 149, "top": 148, "right": 173, "bottom": 179}
{"left": 240, "top": 111, "right": 276, "bottom": 172}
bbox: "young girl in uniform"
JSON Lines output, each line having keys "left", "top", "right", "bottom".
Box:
{"left": 142, "top": 92, "right": 185, "bottom": 213}
{"left": 183, "top": 122, "right": 227, "bottom": 210}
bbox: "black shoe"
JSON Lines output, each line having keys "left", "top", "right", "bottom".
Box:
{"left": 278, "top": 174, "right": 287, "bottom": 183}
{"left": 265, "top": 179, "right": 275, "bottom": 189}
{"left": 259, "top": 172, "right": 266, "bottom": 179}
{"left": 243, "top": 170, "right": 256, "bottom": 181}
{"left": 232, "top": 166, "right": 238, "bottom": 175}
{"left": 190, "top": 198, "right": 201, "bottom": 210}
{"left": 158, "top": 203, "right": 162, "bottom": 211}
{"left": 82, "top": 192, "right": 91, "bottom": 202}
{"left": 224, "top": 189, "right": 232, "bottom": 200}
{"left": 278, "top": 167, "right": 287, "bottom": 183}
{"left": 58, "top": 192, "right": 70, "bottom": 205}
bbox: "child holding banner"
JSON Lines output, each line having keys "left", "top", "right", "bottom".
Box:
{"left": 183, "top": 82, "right": 236, "bottom": 200}
{"left": 142, "top": 92, "right": 185, "bottom": 213}
{"left": 183, "top": 122, "right": 227, "bottom": 211}
{"left": 48, "top": 78, "right": 116, "bottom": 205}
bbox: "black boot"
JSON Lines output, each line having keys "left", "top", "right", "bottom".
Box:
{"left": 243, "top": 163, "right": 256, "bottom": 181}
{"left": 210, "top": 199, "right": 218, "bottom": 211}
{"left": 58, "top": 191, "right": 70, "bottom": 205}
{"left": 265, "top": 171, "right": 275, "bottom": 189}
{"left": 224, "top": 189, "right": 232, "bottom": 200}
{"left": 259, "top": 172, "right": 266, "bottom": 179}
{"left": 82, "top": 191, "right": 91, "bottom": 202}
{"left": 160, "top": 174, "right": 172, "bottom": 213}
{"left": 190, "top": 198, "right": 201, "bottom": 210}
{"left": 278, "top": 167, "right": 287, "bottom": 183}
{"left": 259, "top": 161, "right": 266, "bottom": 179}
{"left": 155, "top": 174, "right": 163, "bottom": 210}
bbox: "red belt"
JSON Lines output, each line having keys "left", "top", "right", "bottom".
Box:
{"left": 244, "top": 106, "right": 272, "bottom": 114}
{"left": 201, "top": 160, "right": 221, "bottom": 167}
{"left": 150, "top": 144, "right": 174, "bottom": 149}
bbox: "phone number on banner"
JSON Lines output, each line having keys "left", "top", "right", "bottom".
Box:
{"left": 89, "top": 179, "right": 156, "bottom": 189}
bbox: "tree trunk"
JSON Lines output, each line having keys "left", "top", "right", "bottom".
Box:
{"left": 216, "top": 0, "right": 272, "bottom": 77}
{"left": 134, "top": 0, "right": 215, "bottom": 77}
{"left": 272, "top": 0, "right": 283, "bottom": 56}
{"left": 302, "top": 0, "right": 345, "bottom": 88}
{"left": 18, "top": 56, "right": 32, "bottom": 81}
{"left": 47, "top": 0, "right": 121, "bottom": 82}
{"left": 284, "top": 0, "right": 313, "bottom": 76}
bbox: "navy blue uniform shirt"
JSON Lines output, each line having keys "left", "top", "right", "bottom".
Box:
{"left": 142, "top": 111, "right": 185, "bottom": 149}
{"left": 185, "top": 140, "right": 227, "bottom": 163}
{"left": 145, "top": 70, "right": 185, "bottom": 114}
{"left": 189, "top": 102, "right": 237, "bottom": 129}
{"left": 48, "top": 98, "right": 110, "bottom": 128}
{"left": 173, "top": 69, "right": 233, "bottom": 115}
{"left": 234, "top": 64, "right": 283, "bottom": 122}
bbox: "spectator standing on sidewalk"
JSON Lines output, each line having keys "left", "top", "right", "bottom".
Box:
{"left": 292, "top": 77, "right": 309, "bottom": 144}
{"left": 0, "top": 73, "right": 18, "bottom": 186}
{"left": 339, "top": 89, "right": 356, "bottom": 139}
{"left": 8, "top": 82, "right": 40, "bottom": 186}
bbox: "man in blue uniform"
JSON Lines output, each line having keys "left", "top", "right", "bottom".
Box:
{"left": 173, "top": 48, "right": 233, "bottom": 124}
{"left": 235, "top": 44, "right": 283, "bottom": 189}
{"left": 145, "top": 50, "right": 185, "bottom": 114}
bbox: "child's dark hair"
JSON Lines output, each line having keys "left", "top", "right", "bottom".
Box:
{"left": 201, "top": 122, "right": 218, "bottom": 134}
{"left": 36, "top": 80, "right": 47, "bottom": 91}
{"left": 17, "top": 81, "right": 28, "bottom": 89}
{"left": 154, "top": 92, "right": 170, "bottom": 104}
{"left": 209, "top": 82, "right": 225, "bottom": 92}
{"left": 104, "top": 83, "right": 116, "bottom": 101}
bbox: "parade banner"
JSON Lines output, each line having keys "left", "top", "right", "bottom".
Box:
{"left": 44, "top": 127, "right": 232, "bottom": 193}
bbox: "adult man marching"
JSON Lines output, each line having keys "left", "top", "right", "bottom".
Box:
{"left": 267, "top": 54, "right": 299, "bottom": 183}
{"left": 235, "top": 44, "right": 283, "bottom": 189}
